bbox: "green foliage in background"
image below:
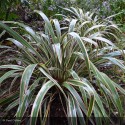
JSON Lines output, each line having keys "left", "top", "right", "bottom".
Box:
{"left": 110, "top": 0, "right": 125, "bottom": 24}
{"left": 0, "top": 0, "right": 21, "bottom": 20}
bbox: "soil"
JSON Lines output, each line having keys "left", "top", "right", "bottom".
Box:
{"left": 49, "top": 94, "right": 68, "bottom": 125}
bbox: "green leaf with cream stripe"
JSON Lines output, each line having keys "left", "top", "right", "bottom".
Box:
{"left": 30, "top": 81, "right": 54, "bottom": 125}
{"left": 20, "top": 64, "right": 37, "bottom": 104}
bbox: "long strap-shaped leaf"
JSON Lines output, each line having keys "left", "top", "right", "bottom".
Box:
{"left": 103, "top": 57, "right": 125, "bottom": 73}
{"left": 0, "top": 22, "right": 42, "bottom": 60}
{"left": 90, "top": 62, "right": 123, "bottom": 116}
{"left": 64, "top": 82, "right": 95, "bottom": 124}
{"left": 68, "top": 93, "right": 77, "bottom": 125}
{"left": 52, "top": 43, "right": 62, "bottom": 64}
{"left": 63, "top": 82, "right": 87, "bottom": 115}
{"left": 83, "top": 79, "right": 108, "bottom": 117}
{"left": 68, "top": 19, "right": 77, "bottom": 32}
{"left": 53, "top": 19, "right": 61, "bottom": 42}
{"left": 7, "top": 38, "right": 38, "bottom": 63}
{"left": 70, "top": 63, "right": 107, "bottom": 117}
{"left": 63, "top": 8, "right": 78, "bottom": 17}
{"left": 0, "top": 65, "right": 24, "bottom": 70}
{"left": 0, "top": 91, "right": 19, "bottom": 105}
{"left": 66, "top": 79, "right": 95, "bottom": 118}
{"left": 8, "top": 21, "right": 41, "bottom": 44}
{"left": 34, "top": 10, "right": 57, "bottom": 43}
{"left": 87, "top": 95, "right": 95, "bottom": 117}
{"left": 0, "top": 70, "right": 19, "bottom": 85}
{"left": 39, "top": 67, "right": 67, "bottom": 98}
{"left": 20, "top": 64, "right": 37, "bottom": 104}
{"left": 15, "top": 78, "right": 40, "bottom": 125}
{"left": 93, "top": 37, "right": 115, "bottom": 47}
{"left": 30, "top": 80, "right": 54, "bottom": 125}
{"left": 74, "top": 99, "right": 86, "bottom": 125}
{"left": 84, "top": 25, "right": 105, "bottom": 36}
{"left": 5, "top": 99, "right": 19, "bottom": 112}
{"left": 69, "top": 32, "right": 90, "bottom": 70}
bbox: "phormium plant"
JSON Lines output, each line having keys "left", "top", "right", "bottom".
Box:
{"left": 0, "top": 8, "right": 125, "bottom": 125}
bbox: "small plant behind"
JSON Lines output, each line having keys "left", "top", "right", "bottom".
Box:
{"left": 0, "top": 8, "right": 125, "bottom": 125}
{"left": 71, "top": 0, "right": 125, "bottom": 25}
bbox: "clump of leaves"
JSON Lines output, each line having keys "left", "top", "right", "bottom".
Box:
{"left": 0, "top": 8, "right": 125, "bottom": 125}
